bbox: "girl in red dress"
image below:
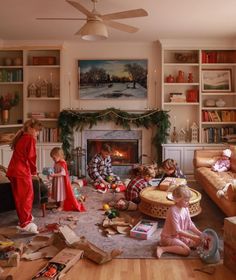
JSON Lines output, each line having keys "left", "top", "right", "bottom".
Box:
{"left": 49, "top": 147, "right": 85, "bottom": 212}
{"left": 7, "top": 119, "right": 42, "bottom": 234}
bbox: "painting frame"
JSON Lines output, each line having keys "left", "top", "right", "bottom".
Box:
{"left": 201, "top": 69, "right": 232, "bottom": 92}
{"left": 78, "top": 59, "right": 148, "bottom": 100}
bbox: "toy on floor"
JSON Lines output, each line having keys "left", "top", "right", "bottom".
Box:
{"left": 94, "top": 181, "right": 109, "bottom": 193}
{"left": 42, "top": 167, "right": 54, "bottom": 176}
{"left": 197, "top": 228, "right": 221, "bottom": 264}
{"left": 111, "top": 181, "right": 127, "bottom": 193}
{"left": 72, "top": 186, "right": 86, "bottom": 202}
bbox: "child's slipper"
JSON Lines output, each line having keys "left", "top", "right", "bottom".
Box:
{"left": 17, "top": 222, "right": 39, "bottom": 234}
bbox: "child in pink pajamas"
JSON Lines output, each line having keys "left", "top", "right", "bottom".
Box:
{"left": 156, "top": 185, "right": 202, "bottom": 258}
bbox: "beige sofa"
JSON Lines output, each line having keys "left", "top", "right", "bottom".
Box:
{"left": 193, "top": 147, "right": 236, "bottom": 217}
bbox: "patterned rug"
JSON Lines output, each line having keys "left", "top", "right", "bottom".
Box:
{"left": 0, "top": 182, "right": 225, "bottom": 259}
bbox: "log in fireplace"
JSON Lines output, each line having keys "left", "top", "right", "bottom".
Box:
{"left": 87, "top": 139, "right": 139, "bottom": 166}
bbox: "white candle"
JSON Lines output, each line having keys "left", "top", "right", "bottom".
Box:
{"left": 68, "top": 72, "right": 72, "bottom": 109}
{"left": 173, "top": 115, "right": 176, "bottom": 127}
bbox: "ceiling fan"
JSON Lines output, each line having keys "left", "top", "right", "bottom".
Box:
{"left": 36, "top": 0, "right": 148, "bottom": 40}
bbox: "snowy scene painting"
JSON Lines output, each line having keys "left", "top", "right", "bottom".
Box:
{"left": 78, "top": 59, "right": 148, "bottom": 99}
{"left": 202, "top": 69, "right": 232, "bottom": 92}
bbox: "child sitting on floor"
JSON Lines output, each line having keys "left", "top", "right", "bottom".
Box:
{"left": 156, "top": 185, "right": 202, "bottom": 258}
{"left": 125, "top": 165, "right": 155, "bottom": 204}
{"left": 211, "top": 148, "right": 231, "bottom": 172}
{"left": 87, "top": 143, "right": 120, "bottom": 186}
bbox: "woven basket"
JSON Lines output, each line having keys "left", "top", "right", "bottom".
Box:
{"left": 139, "top": 187, "right": 202, "bottom": 219}
{"left": 0, "top": 132, "right": 15, "bottom": 144}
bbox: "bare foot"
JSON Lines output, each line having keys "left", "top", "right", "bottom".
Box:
{"left": 57, "top": 207, "right": 63, "bottom": 212}
{"left": 156, "top": 246, "right": 163, "bottom": 259}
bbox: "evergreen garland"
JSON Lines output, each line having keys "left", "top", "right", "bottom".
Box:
{"left": 58, "top": 108, "right": 170, "bottom": 162}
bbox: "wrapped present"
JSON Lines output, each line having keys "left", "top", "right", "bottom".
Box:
{"left": 159, "top": 177, "right": 187, "bottom": 191}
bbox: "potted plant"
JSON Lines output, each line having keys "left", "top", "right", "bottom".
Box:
{"left": 0, "top": 93, "right": 19, "bottom": 124}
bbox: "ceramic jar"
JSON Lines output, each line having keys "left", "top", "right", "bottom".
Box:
{"left": 205, "top": 99, "right": 216, "bottom": 107}
{"left": 166, "top": 75, "right": 175, "bottom": 83}
{"left": 176, "top": 70, "right": 185, "bottom": 83}
{"left": 4, "top": 58, "right": 12, "bottom": 66}
{"left": 13, "top": 57, "right": 23, "bottom": 66}
{"left": 215, "top": 98, "right": 226, "bottom": 107}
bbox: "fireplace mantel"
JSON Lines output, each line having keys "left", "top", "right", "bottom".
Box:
{"left": 58, "top": 108, "right": 170, "bottom": 161}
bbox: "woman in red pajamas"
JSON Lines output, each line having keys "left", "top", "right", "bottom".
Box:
{"left": 7, "top": 119, "right": 42, "bottom": 234}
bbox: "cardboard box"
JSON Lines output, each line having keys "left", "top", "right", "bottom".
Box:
{"left": 130, "top": 219, "right": 158, "bottom": 240}
{"left": 159, "top": 177, "right": 187, "bottom": 191}
{"left": 224, "top": 216, "right": 236, "bottom": 273}
{"left": 32, "top": 248, "right": 83, "bottom": 280}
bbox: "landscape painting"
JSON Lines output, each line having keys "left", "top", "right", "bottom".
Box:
{"left": 78, "top": 59, "right": 148, "bottom": 99}
{"left": 202, "top": 69, "right": 232, "bottom": 92}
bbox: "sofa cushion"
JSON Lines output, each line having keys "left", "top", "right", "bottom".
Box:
{"left": 196, "top": 167, "right": 235, "bottom": 190}
{"left": 194, "top": 149, "right": 223, "bottom": 168}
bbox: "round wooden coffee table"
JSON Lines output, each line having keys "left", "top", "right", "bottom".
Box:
{"left": 139, "top": 187, "right": 202, "bottom": 219}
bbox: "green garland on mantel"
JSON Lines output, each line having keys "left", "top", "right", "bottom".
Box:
{"left": 58, "top": 108, "right": 170, "bottom": 162}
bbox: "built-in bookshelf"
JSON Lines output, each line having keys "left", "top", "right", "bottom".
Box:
{"left": 162, "top": 48, "right": 236, "bottom": 144}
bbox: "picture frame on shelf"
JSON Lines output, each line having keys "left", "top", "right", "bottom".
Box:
{"left": 202, "top": 69, "right": 232, "bottom": 92}
{"left": 78, "top": 59, "right": 147, "bottom": 99}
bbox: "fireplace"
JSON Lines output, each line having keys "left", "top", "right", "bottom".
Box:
{"left": 87, "top": 139, "right": 139, "bottom": 166}
{"left": 80, "top": 130, "right": 142, "bottom": 177}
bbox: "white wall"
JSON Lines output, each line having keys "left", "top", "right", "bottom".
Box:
{"left": 60, "top": 41, "right": 161, "bottom": 110}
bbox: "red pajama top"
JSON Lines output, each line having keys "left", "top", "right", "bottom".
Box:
{"left": 7, "top": 133, "right": 37, "bottom": 178}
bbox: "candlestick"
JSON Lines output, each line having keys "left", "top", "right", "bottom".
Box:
{"left": 186, "top": 119, "right": 189, "bottom": 131}
{"left": 173, "top": 115, "right": 177, "bottom": 127}
{"left": 68, "top": 72, "right": 72, "bottom": 109}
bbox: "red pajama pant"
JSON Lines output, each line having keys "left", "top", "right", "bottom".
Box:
{"left": 9, "top": 176, "right": 34, "bottom": 228}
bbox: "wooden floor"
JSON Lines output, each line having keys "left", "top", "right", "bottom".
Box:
{"left": 2, "top": 258, "right": 235, "bottom": 280}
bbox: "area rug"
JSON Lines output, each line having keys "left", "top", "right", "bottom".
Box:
{"left": 0, "top": 182, "right": 225, "bottom": 259}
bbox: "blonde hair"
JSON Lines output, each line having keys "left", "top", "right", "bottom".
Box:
{"left": 172, "top": 185, "right": 191, "bottom": 201}
{"left": 50, "top": 147, "right": 65, "bottom": 159}
{"left": 141, "top": 166, "right": 156, "bottom": 178}
{"left": 10, "top": 118, "right": 42, "bottom": 150}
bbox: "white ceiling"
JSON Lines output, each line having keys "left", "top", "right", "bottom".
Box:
{"left": 1, "top": 0, "right": 236, "bottom": 42}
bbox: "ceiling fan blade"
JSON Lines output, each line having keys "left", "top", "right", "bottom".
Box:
{"left": 36, "top": 17, "right": 86, "bottom": 20}
{"left": 66, "top": 0, "right": 93, "bottom": 17}
{"left": 101, "top": 9, "right": 148, "bottom": 20}
{"left": 104, "top": 20, "right": 139, "bottom": 33}
{"left": 74, "top": 26, "right": 84, "bottom": 36}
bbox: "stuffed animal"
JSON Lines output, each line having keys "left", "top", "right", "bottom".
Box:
{"left": 216, "top": 180, "right": 236, "bottom": 201}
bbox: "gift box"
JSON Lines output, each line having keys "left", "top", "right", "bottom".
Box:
{"left": 32, "top": 248, "right": 83, "bottom": 279}
{"left": 159, "top": 177, "right": 187, "bottom": 191}
{"left": 224, "top": 216, "right": 236, "bottom": 273}
{"left": 130, "top": 219, "right": 158, "bottom": 240}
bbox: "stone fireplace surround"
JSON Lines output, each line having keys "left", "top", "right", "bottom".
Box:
{"left": 73, "top": 123, "right": 154, "bottom": 178}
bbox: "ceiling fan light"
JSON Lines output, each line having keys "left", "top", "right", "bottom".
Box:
{"left": 80, "top": 20, "right": 108, "bottom": 41}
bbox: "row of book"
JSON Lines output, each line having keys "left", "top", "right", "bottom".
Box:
{"left": 202, "top": 110, "right": 236, "bottom": 122}
{"left": 0, "top": 69, "right": 23, "bottom": 82}
{"left": 202, "top": 50, "right": 236, "bottom": 63}
{"left": 202, "top": 127, "right": 236, "bottom": 143}
{"left": 37, "top": 128, "right": 59, "bottom": 143}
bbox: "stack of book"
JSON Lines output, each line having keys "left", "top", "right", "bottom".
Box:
{"left": 169, "top": 92, "right": 186, "bottom": 102}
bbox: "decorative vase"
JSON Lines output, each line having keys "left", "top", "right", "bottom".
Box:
{"left": 176, "top": 70, "right": 185, "bottom": 83}
{"left": 1, "top": 109, "right": 10, "bottom": 124}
